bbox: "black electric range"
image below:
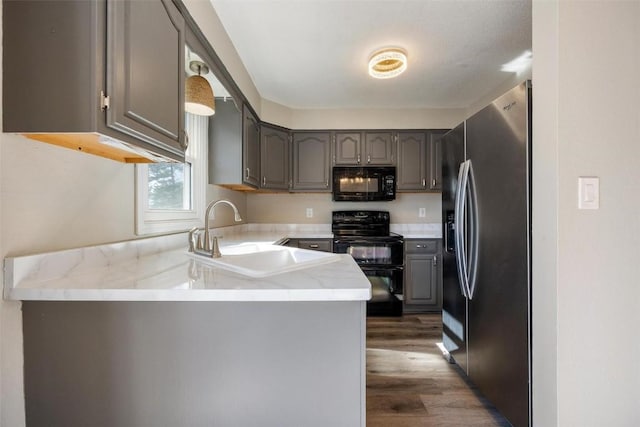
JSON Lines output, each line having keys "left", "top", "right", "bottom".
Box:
{"left": 332, "top": 211, "right": 404, "bottom": 316}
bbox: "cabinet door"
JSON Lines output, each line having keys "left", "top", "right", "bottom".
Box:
{"left": 243, "top": 104, "right": 260, "bottom": 188}
{"left": 364, "top": 131, "right": 395, "bottom": 165}
{"left": 405, "top": 253, "right": 439, "bottom": 307}
{"left": 260, "top": 126, "right": 289, "bottom": 190}
{"left": 334, "top": 132, "right": 362, "bottom": 165}
{"left": 428, "top": 130, "right": 448, "bottom": 191}
{"left": 292, "top": 132, "right": 332, "bottom": 191}
{"left": 107, "top": 0, "right": 186, "bottom": 158}
{"left": 397, "top": 132, "right": 426, "bottom": 191}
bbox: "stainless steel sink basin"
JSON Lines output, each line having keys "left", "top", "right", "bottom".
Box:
{"left": 187, "top": 243, "right": 341, "bottom": 277}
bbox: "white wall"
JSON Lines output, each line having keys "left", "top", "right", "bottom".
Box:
{"left": 533, "top": 1, "right": 640, "bottom": 426}
{"left": 531, "top": 1, "right": 558, "bottom": 425}
{"left": 264, "top": 104, "right": 465, "bottom": 131}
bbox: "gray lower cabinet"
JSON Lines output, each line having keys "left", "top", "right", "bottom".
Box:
{"left": 243, "top": 104, "right": 261, "bottom": 188}
{"left": 397, "top": 130, "right": 449, "bottom": 192}
{"left": 404, "top": 239, "right": 442, "bottom": 313}
{"left": 3, "top": 0, "right": 187, "bottom": 162}
{"left": 280, "top": 238, "right": 333, "bottom": 252}
{"left": 260, "top": 125, "right": 290, "bottom": 190}
{"left": 334, "top": 131, "right": 395, "bottom": 166}
{"left": 292, "top": 132, "right": 332, "bottom": 191}
{"left": 297, "top": 239, "right": 333, "bottom": 252}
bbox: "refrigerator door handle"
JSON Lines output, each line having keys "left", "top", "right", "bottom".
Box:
{"left": 454, "top": 161, "right": 470, "bottom": 298}
{"left": 466, "top": 160, "right": 480, "bottom": 299}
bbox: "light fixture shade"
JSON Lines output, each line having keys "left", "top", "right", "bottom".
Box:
{"left": 368, "top": 48, "right": 408, "bottom": 79}
{"left": 185, "top": 75, "right": 215, "bottom": 116}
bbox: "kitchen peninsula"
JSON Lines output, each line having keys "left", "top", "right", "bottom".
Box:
{"left": 4, "top": 228, "right": 370, "bottom": 427}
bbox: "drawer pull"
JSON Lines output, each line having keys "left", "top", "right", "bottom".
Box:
{"left": 309, "top": 244, "right": 319, "bottom": 249}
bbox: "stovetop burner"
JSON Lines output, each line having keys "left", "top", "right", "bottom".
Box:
{"left": 332, "top": 210, "right": 401, "bottom": 239}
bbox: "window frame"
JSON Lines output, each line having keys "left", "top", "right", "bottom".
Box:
{"left": 135, "top": 113, "right": 207, "bottom": 235}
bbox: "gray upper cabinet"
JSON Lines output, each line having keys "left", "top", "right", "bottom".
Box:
{"left": 210, "top": 102, "right": 260, "bottom": 189}
{"left": 260, "top": 125, "right": 290, "bottom": 190}
{"left": 397, "top": 132, "right": 427, "bottom": 191}
{"left": 243, "top": 104, "right": 261, "bottom": 188}
{"left": 397, "top": 129, "right": 449, "bottom": 192}
{"left": 364, "top": 132, "right": 395, "bottom": 165}
{"left": 208, "top": 98, "right": 243, "bottom": 185}
{"left": 428, "top": 130, "right": 448, "bottom": 191}
{"left": 107, "top": 0, "right": 185, "bottom": 156}
{"left": 334, "top": 131, "right": 395, "bottom": 166}
{"left": 292, "top": 132, "right": 332, "bottom": 191}
{"left": 3, "top": 0, "right": 186, "bottom": 162}
{"left": 334, "top": 132, "right": 362, "bottom": 165}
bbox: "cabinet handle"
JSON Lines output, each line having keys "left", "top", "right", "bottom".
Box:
{"left": 309, "top": 244, "right": 319, "bottom": 249}
{"left": 422, "top": 178, "right": 426, "bottom": 188}
{"left": 325, "top": 180, "right": 329, "bottom": 188}
{"left": 262, "top": 176, "right": 266, "bottom": 186}
{"left": 357, "top": 154, "right": 361, "bottom": 164}
{"left": 245, "top": 168, "right": 250, "bottom": 179}
{"left": 433, "top": 255, "right": 437, "bottom": 267}
{"left": 180, "top": 130, "right": 189, "bottom": 151}
{"left": 367, "top": 154, "right": 371, "bottom": 164}
{"left": 416, "top": 244, "right": 424, "bottom": 248}
{"left": 432, "top": 178, "right": 437, "bottom": 187}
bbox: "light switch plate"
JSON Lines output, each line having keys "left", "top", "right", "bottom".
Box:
{"left": 306, "top": 208, "right": 313, "bottom": 218}
{"left": 418, "top": 208, "right": 426, "bottom": 218}
{"left": 578, "top": 177, "right": 599, "bottom": 210}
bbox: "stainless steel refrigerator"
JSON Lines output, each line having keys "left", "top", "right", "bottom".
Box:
{"left": 441, "top": 81, "right": 531, "bottom": 427}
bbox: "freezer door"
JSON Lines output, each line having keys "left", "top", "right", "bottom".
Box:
{"left": 440, "top": 123, "right": 468, "bottom": 372}
{"left": 465, "top": 82, "right": 531, "bottom": 427}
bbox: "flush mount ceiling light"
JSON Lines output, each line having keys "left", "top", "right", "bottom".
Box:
{"left": 185, "top": 60, "right": 215, "bottom": 116}
{"left": 368, "top": 48, "right": 408, "bottom": 79}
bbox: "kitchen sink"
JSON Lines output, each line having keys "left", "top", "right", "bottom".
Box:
{"left": 187, "top": 243, "right": 341, "bottom": 277}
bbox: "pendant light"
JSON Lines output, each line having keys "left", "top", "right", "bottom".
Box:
{"left": 185, "top": 60, "right": 215, "bottom": 116}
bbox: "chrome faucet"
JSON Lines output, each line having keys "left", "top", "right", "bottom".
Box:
{"left": 189, "top": 199, "right": 242, "bottom": 258}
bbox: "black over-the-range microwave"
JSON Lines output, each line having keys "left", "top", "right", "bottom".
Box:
{"left": 332, "top": 166, "right": 396, "bottom": 201}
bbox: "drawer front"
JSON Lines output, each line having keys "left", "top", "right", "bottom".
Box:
{"left": 405, "top": 239, "right": 439, "bottom": 254}
{"left": 298, "top": 239, "right": 332, "bottom": 252}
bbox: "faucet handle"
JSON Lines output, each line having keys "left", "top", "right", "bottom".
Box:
{"left": 211, "top": 235, "right": 222, "bottom": 258}
{"left": 188, "top": 227, "right": 199, "bottom": 252}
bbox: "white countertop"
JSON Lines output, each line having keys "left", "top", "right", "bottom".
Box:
{"left": 3, "top": 223, "right": 441, "bottom": 302}
{"left": 3, "top": 227, "right": 369, "bottom": 302}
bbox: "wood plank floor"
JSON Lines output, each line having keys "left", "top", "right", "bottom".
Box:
{"left": 366, "top": 314, "right": 511, "bottom": 426}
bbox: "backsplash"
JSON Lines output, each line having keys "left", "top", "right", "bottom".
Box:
{"left": 246, "top": 192, "right": 441, "bottom": 224}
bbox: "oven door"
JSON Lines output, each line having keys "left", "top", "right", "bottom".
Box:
{"left": 361, "top": 266, "right": 404, "bottom": 316}
{"left": 333, "top": 239, "right": 404, "bottom": 266}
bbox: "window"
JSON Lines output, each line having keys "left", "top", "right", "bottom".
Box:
{"left": 135, "top": 113, "right": 207, "bottom": 235}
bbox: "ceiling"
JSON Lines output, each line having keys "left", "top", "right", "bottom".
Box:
{"left": 209, "top": 0, "right": 531, "bottom": 110}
